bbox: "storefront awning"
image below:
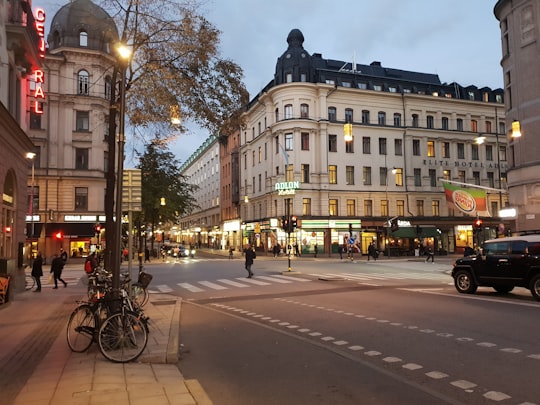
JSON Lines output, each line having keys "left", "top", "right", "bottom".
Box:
{"left": 387, "top": 226, "right": 440, "bottom": 238}
{"left": 46, "top": 223, "right": 96, "bottom": 237}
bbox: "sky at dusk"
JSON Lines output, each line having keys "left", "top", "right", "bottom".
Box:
{"left": 33, "top": 0, "right": 504, "bottom": 165}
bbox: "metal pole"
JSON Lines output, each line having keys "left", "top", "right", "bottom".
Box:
{"left": 496, "top": 131, "right": 503, "bottom": 211}
{"left": 113, "top": 65, "right": 126, "bottom": 292}
{"left": 31, "top": 160, "right": 35, "bottom": 245}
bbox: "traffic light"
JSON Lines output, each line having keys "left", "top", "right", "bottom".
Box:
{"left": 291, "top": 216, "right": 297, "bottom": 230}
{"left": 94, "top": 223, "right": 102, "bottom": 233}
{"left": 4, "top": 226, "right": 11, "bottom": 234}
{"left": 473, "top": 217, "right": 483, "bottom": 231}
{"left": 54, "top": 231, "right": 63, "bottom": 240}
{"left": 390, "top": 218, "right": 399, "bottom": 232}
{"left": 282, "top": 216, "right": 290, "bottom": 232}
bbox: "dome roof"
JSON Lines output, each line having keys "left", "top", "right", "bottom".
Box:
{"left": 274, "top": 29, "right": 313, "bottom": 86}
{"left": 47, "top": 0, "right": 118, "bottom": 53}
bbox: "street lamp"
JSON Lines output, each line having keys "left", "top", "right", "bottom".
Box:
{"left": 26, "top": 152, "right": 36, "bottom": 257}
{"left": 112, "top": 44, "right": 132, "bottom": 292}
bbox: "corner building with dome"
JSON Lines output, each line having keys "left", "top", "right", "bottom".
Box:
{"left": 25, "top": 0, "right": 118, "bottom": 261}
{"left": 236, "top": 28, "right": 509, "bottom": 257}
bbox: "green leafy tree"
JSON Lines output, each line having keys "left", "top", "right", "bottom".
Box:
{"left": 137, "top": 139, "right": 198, "bottom": 250}
{"left": 103, "top": 0, "right": 248, "bottom": 267}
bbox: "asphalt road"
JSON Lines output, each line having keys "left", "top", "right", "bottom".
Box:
{"left": 164, "top": 256, "right": 540, "bottom": 404}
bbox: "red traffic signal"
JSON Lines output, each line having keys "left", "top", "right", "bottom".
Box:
{"left": 474, "top": 218, "right": 483, "bottom": 229}
{"left": 94, "top": 223, "right": 102, "bottom": 232}
{"left": 4, "top": 226, "right": 12, "bottom": 234}
{"left": 54, "top": 231, "right": 64, "bottom": 240}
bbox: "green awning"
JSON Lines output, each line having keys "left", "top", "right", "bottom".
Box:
{"left": 387, "top": 226, "right": 440, "bottom": 238}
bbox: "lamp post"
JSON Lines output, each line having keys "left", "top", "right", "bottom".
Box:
{"left": 26, "top": 152, "right": 36, "bottom": 258}
{"left": 112, "top": 44, "right": 131, "bottom": 292}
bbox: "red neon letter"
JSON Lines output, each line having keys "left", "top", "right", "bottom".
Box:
{"left": 33, "top": 101, "right": 43, "bottom": 114}
{"left": 34, "top": 70, "right": 44, "bottom": 83}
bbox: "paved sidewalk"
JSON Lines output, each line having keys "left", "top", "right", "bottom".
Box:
{"left": 0, "top": 266, "right": 211, "bottom": 405}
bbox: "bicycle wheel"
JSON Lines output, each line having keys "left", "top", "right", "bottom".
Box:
{"left": 98, "top": 311, "right": 148, "bottom": 363}
{"left": 25, "top": 274, "right": 35, "bottom": 291}
{"left": 131, "top": 284, "right": 149, "bottom": 307}
{"left": 66, "top": 304, "right": 96, "bottom": 352}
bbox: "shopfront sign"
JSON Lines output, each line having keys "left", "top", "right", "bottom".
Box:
{"left": 275, "top": 181, "right": 299, "bottom": 196}
{"left": 33, "top": 8, "right": 47, "bottom": 114}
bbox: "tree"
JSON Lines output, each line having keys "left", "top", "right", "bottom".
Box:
{"left": 137, "top": 139, "right": 198, "bottom": 251}
{"left": 103, "top": 0, "right": 249, "bottom": 268}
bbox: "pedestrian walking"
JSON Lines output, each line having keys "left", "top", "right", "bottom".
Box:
{"left": 229, "top": 246, "right": 234, "bottom": 259}
{"left": 145, "top": 247, "right": 151, "bottom": 263}
{"left": 31, "top": 252, "right": 43, "bottom": 292}
{"left": 425, "top": 247, "right": 435, "bottom": 263}
{"left": 60, "top": 248, "right": 68, "bottom": 263}
{"left": 51, "top": 253, "right": 67, "bottom": 288}
{"left": 243, "top": 243, "right": 256, "bottom": 278}
{"left": 314, "top": 243, "right": 318, "bottom": 258}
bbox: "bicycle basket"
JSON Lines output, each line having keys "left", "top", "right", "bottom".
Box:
{"left": 137, "top": 271, "right": 153, "bottom": 288}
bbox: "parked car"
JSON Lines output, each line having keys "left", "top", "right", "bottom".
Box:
{"left": 452, "top": 234, "right": 540, "bottom": 300}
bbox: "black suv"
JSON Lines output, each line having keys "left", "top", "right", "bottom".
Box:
{"left": 452, "top": 235, "right": 540, "bottom": 300}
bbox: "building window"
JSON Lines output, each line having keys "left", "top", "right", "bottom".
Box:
{"left": 363, "top": 166, "right": 371, "bottom": 185}
{"left": 429, "top": 169, "right": 437, "bottom": 187}
{"left": 300, "top": 104, "right": 309, "bottom": 119}
{"left": 258, "top": 174, "right": 262, "bottom": 191}
{"left": 397, "top": 200, "right": 404, "bottom": 216}
{"left": 284, "top": 104, "right": 293, "bottom": 119}
{"left": 303, "top": 198, "right": 311, "bottom": 216}
{"left": 345, "top": 108, "right": 353, "bottom": 123}
{"left": 286, "top": 164, "right": 294, "bottom": 182}
{"left": 442, "top": 117, "right": 449, "bottom": 130}
{"left": 75, "top": 187, "right": 88, "bottom": 210}
{"left": 393, "top": 113, "right": 402, "bottom": 127}
{"left": 76, "top": 111, "right": 89, "bottom": 131}
{"left": 442, "top": 142, "right": 450, "bottom": 158}
{"left": 79, "top": 30, "right": 88, "bottom": 47}
{"left": 380, "top": 167, "right": 387, "bottom": 186}
{"left": 275, "top": 108, "right": 279, "bottom": 122}
{"left": 78, "top": 70, "right": 89, "bottom": 95}
{"left": 252, "top": 150, "right": 255, "bottom": 166}
{"left": 427, "top": 141, "right": 435, "bottom": 157}
{"left": 499, "top": 145, "right": 507, "bottom": 161}
{"left": 457, "top": 118, "right": 464, "bottom": 131}
{"left": 329, "top": 199, "right": 338, "bottom": 216}
{"left": 487, "top": 172, "right": 495, "bottom": 188}
{"left": 346, "top": 166, "right": 355, "bottom": 185}
{"left": 328, "top": 134, "right": 337, "bottom": 152}
{"left": 285, "top": 133, "right": 293, "bottom": 150}
{"left": 301, "top": 132, "right": 309, "bottom": 150}
{"left": 104, "top": 76, "right": 112, "bottom": 99}
{"left": 361, "top": 110, "right": 370, "bottom": 124}
{"left": 471, "top": 119, "right": 478, "bottom": 132}
{"left": 416, "top": 200, "right": 424, "bottom": 216}
{"left": 457, "top": 143, "right": 465, "bottom": 159}
{"left": 427, "top": 115, "right": 434, "bottom": 129}
{"left": 362, "top": 137, "right": 371, "bottom": 154}
{"left": 301, "top": 164, "right": 310, "bottom": 183}
{"left": 473, "top": 171, "right": 480, "bottom": 185}
{"left": 378, "top": 111, "right": 386, "bottom": 125}
{"left": 345, "top": 138, "right": 354, "bottom": 153}
{"left": 379, "top": 138, "right": 387, "bottom": 155}
{"left": 379, "top": 199, "right": 387, "bottom": 217}
{"left": 414, "top": 168, "right": 421, "bottom": 186}
{"left": 443, "top": 170, "right": 451, "bottom": 181}
{"left": 412, "top": 140, "right": 420, "bottom": 156}
{"left": 395, "top": 139, "right": 403, "bottom": 156}
{"left": 75, "top": 148, "right": 89, "bottom": 170}
{"left": 347, "top": 199, "right": 356, "bottom": 216}
{"left": 486, "top": 121, "right": 492, "bottom": 133}
{"left": 486, "top": 145, "right": 493, "bottom": 161}
{"left": 458, "top": 170, "right": 466, "bottom": 183}
{"left": 432, "top": 200, "right": 440, "bottom": 216}
{"left": 328, "top": 165, "right": 337, "bottom": 184}
{"left": 364, "top": 200, "right": 373, "bottom": 216}
{"left": 30, "top": 110, "right": 42, "bottom": 129}
{"left": 328, "top": 107, "right": 336, "bottom": 121}
{"left": 258, "top": 147, "right": 262, "bottom": 163}
{"left": 472, "top": 144, "right": 479, "bottom": 160}
{"left": 412, "top": 114, "right": 419, "bottom": 127}
{"left": 394, "top": 168, "right": 403, "bottom": 186}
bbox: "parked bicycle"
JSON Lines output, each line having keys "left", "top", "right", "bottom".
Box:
{"left": 66, "top": 286, "right": 149, "bottom": 362}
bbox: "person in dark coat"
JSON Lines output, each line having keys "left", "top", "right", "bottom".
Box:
{"left": 31, "top": 252, "right": 43, "bottom": 292}
{"left": 51, "top": 253, "right": 67, "bottom": 289}
{"left": 243, "top": 244, "right": 256, "bottom": 278}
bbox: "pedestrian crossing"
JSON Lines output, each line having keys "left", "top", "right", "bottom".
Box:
{"left": 148, "top": 270, "right": 449, "bottom": 294}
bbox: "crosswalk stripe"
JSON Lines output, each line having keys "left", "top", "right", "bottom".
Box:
{"left": 217, "top": 279, "right": 250, "bottom": 288}
{"left": 177, "top": 282, "right": 204, "bottom": 292}
{"left": 236, "top": 277, "right": 270, "bottom": 285}
{"left": 256, "top": 276, "right": 292, "bottom": 284}
{"left": 199, "top": 281, "right": 228, "bottom": 290}
{"left": 271, "top": 274, "right": 312, "bottom": 282}
{"left": 156, "top": 284, "right": 174, "bottom": 293}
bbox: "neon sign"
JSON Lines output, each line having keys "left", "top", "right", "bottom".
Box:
{"left": 275, "top": 181, "right": 300, "bottom": 196}
{"left": 32, "top": 8, "right": 46, "bottom": 114}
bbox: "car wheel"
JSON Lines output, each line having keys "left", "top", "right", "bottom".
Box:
{"left": 493, "top": 285, "right": 514, "bottom": 294}
{"left": 454, "top": 269, "right": 477, "bottom": 294}
{"left": 529, "top": 275, "right": 540, "bottom": 301}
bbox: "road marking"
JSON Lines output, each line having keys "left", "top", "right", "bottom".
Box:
{"left": 199, "top": 281, "right": 228, "bottom": 290}
{"left": 217, "top": 279, "right": 249, "bottom": 287}
{"left": 177, "top": 282, "right": 204, "bottom": 292}
{"left": 156, "top": 284, "right": 173, "bottom": 293}
{"left": 236, "top": 277, "right": 270, "bottom": 285}
{"left": 271, "top": 274, "right": 312, "bottom": 282}
{"left": 256, "top": 275, "right": 292, "bottom": 284}
{"left": 426, "top": 371, "right": 448, "bottom": 379}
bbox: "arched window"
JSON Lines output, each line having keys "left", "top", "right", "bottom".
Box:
{"left": 284, "top": 104, "right": 293, "bottom": 119}
{"left": 51, "top": 31, "right": 61, "bottom": 48}
{"left": 79, "top": 30, "right": 88, "bottom": 47}
{"left": 104, "top": 76, "right": 112, "bottom": 99}
{"left": 78, "top": 70, "right": 89, "bottom": 95}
